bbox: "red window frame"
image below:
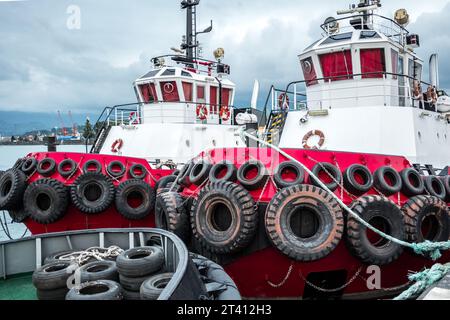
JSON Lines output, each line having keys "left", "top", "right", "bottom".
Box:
{"left": 197, "top": 85, "right": 205, "bottom": 101}
{"left": 138, "top": 83, "right": 158, "bottom": 103}
{"left": 221, "top": 88, "right": 232, "bottom": 106}
{"left": 319, "top": 50, "right": 353, "bottom": 81}
{"left": 360, "top": 48, "right": 386, "bottom": 79}
{"left": 160, "top": 81, "right": 180, "bottom": 102}
{"left": 182, "top": 82, "right": 193, "bottom": 102}
{"left": 210, "top": 86, "right": 218, "bottom": 114}
{"left": 300, "top": 57, "right": 318, "bottom": 86}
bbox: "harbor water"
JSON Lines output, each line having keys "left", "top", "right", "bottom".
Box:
{"left": 0, "top": 144, "right": 90, "bottom": 241}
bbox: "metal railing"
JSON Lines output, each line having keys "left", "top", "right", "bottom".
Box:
{"left": 262, "top": 71, "right": 437, "bottom": 125}
{"left": 320, "top": 14, "right": 409, "bottom": 46}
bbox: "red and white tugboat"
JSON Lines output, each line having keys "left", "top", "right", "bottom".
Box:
{"left": 0, "top": 0, "right": 449, "bottom": 300}
{"left": 0, "top": 0, "right": 257, "bottom": 234}
{"left": 155, "top": 0, "right": 450, "bottom": 299}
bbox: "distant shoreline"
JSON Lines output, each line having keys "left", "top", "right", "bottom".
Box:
{"left": 0, "top": 141, "right": 88, "bottom": 146}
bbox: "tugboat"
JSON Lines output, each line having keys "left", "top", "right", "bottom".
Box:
{"left": 154, "top": 0, "right": 450, "bottom": 299}
{"left": 0, "top": 0, "right": 258, "bottom": 235}
{"left": 0, "top": 0, "right": 449, "bottom": 300}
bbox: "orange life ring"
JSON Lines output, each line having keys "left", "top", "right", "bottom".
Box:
{"left": 302, "top": 130, "right": 325, "bottom": 150}
{"left": 219, "top": 105, "right": 231, "bottom": 121}
{"left": 278, "top": 93, "right": 290, "bottom": 110}
{"left": 111, "top": 139, "right": 123, "bottom": 153}
{"left": 196, "top": 104, "right": 208, "bottom": 120}
{"left": 129, "top": 112, "right": 139, "bottom": 125}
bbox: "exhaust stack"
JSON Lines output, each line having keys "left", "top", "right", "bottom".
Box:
{"left": 429, "top": 53, "right": 439, "bottom": 88}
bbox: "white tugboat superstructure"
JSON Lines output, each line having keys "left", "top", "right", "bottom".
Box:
{"left": 263, "top": 0, "right": 450, "bottom": 170}
{"left": 90, "top": 0, "right": 255, "bottom": 167}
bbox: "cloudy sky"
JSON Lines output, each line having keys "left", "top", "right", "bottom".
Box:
{"left": 1, "top": 0, "right": 450, "bottom": 115}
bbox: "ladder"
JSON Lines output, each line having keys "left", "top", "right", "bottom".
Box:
{"left": 264, "top": 110, "right": 288, "bottom": 145}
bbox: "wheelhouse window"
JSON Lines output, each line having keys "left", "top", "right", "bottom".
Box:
{"left": 300, "top": 57, "right": 318, "bottom": 86}
{"left": 161, "top": 69, "right": 176, "bottom": 76}
{"left": 197, "top": 85, "right": 205, "bottom": 103}
{"left": 360, "top": 31, "right": 381, "bottom": 39}
{"left": 210, "top": 86, "right": 218, "bottom": 114}
{"left": 160, "top": 81, "right": 179, "bottom": 102}
{"left": 321, "top": 32, "right": 353, "bottom": 46}
{"left": 138, "top": 83, "right": 158, "bottom": 103}
{"left": 182, "top": 82, "right": 193, "bottom": 102}
{"left": 319, "top": 50, "right": 353, "bottom": 81}
{"left": 221, "top": 88, "right": 232, "bottom": 106}
{"left": 360, "top": 48, "right": 386, "bottom": 79}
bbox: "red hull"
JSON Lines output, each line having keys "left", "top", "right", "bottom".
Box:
{"left": 21, "top": 152, "right": 171, "bottom": 234}
{"left": 19, "top": 148, "right": 449, "bottom": 299}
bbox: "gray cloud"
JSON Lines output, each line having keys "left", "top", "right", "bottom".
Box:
{"left": 0, "top": 0, "right": 449, "bottom": 114}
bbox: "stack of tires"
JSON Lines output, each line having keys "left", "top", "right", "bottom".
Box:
{"left": 116, "top": 246, "right": 173, "bottom": 300}
{"left": 0, "top": 156, "right": 157, "bottom": 225}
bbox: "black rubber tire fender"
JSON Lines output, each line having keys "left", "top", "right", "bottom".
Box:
{"left": 70, "top": 173, "right": 115, "bottom": 214}
{"left": 129, "top": 163, "right": 147, "bottom": 180}
{"left": 402, "top": 195, "right": 449, "bottom": 244}
{"left": 373, "top": 166, "right": 402, "bottom": 196}
{"left": 37, "top": 158, "right": 57, "bottom": 177}
{"left": 441, "top": 175, "right": 450, "bottom": 201}
{"left": 273, "top": 161, "right": 305, "bottom": 189}
{"left": 155, "top": 175, "right": 178, "bottom": 193}
{"left": 209, "top": 161, "right": 237, "bottom": 183}
{"left": 189, "top": 160, "right": 212, "bottom": 186}
{"left": 0, "top": 169, "right": 27, "bottom": 210}
{"left": 78, "top": 260, "right": 119, "bottom": 283}
{"left": 177, "top": 161, "right": 194, "bottom": 187}
{"left": 32, "top": 261, "right": 73, "bottom": 290}
{"left": 400, "top": 168, "right": 425, "bottom": 197}
{"left": 122, "top": 288, "right": 141, "bottom": 300}
{"left": 8, "top": 207, "right": 29, "bottom": 223}
{"left": 115, "top": 179, "right": 155, "bottom": 220}
{"left": 21, "top": 157, "right": 38, "bottom": 175}
{"left": 82, "top": 159, "right": 102, "bottom": 174}
{"left": 65, "top": 280, "right": 123, "bottom": 300}
{"left": 346, "top": 195, "right": 405, "bottom": 265}
{"left": 119, "top": 274, "right": 152, "bottom": 292}
{"left": 237, "top": 160, "right": 269, "bottom": 191}
{"left": 116, "top": 246, "right": 164, "bottom": 277}
{"left": 309, "top": 162, "right": 342, "bottom": 192}
{"left": 155, "top": 191, "right": 190, "bottom": 243}
{"left": 36, "top": 287, "right": 69, "bottom": 301}
{"left": 107, "top": 161, "right": 126, "bottom": 178}
{"left": 423, "top": 176, "right": 446, "bottom": 200}
{"left": 140, "top": 272, "right": 174, "bottom": 300}
{"left": 265, "top": 184, "right": 344, "bottom": 261}
{"left": 191, "top": 181, "right": 258, "bottom": 254}
{"left": 24, "top": 178, "right": 69, "bottom": 224}
{"left": 343, "top": 164, "right": 373, "bottom": 195}
{"left": 57, "top": 159, "right": 78, "bottom": 178}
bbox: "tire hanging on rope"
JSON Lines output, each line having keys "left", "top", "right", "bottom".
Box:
{"left": 346, "top": 195, "right": 405, "bottom": 265}
{"left": 70, "top": 172, "right": 115, "bottom": 214}
{"left": 265, "top": 184, "right": 344, "bottom": 261}
{"left": 155, "top": 191, "right": 190, "bottom": 243}
{"left": 190, "top": 181, "right": 257, "bottom": 254}
{"left": 402, "top": 195, "right": 449, "bottom": 246}
{"left": 115, "top": 179, "right": 155, "bottom": 220}
{"left": 24, "top": 179, "right": 69, "bottom": 224}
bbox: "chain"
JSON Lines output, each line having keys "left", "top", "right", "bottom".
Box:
{"left": 58, "top": 246, "right": 124, "bottom": 265}
{"left": 267, "top": 263, "right": 294, "bottom": 288}
{"left": 357, "top": 274, "right": 412, "bottom": 293}
{"left": 298, "top": 266, "right": 363, "bottom": 293}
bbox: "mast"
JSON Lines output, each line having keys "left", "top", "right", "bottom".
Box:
{"left": 181, "top": 0, "right": 200, "bottom": 60}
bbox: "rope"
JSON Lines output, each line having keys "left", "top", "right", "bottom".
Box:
{"left": 240, "top": 129, "right": 450, "bottom": 260}
{"left": 394, "top": 263, "right": 450, "bottom": 300}
{"left": 58, "top": 246, "right": 124, "bottom": 265}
